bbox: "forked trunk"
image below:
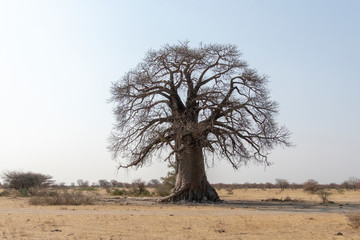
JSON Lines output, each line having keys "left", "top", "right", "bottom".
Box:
{"left": 160, "top": 139, "right": 220, "bottom": 202}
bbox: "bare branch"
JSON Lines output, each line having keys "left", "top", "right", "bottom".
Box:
{"left": 109, "top": 42, "right": 291, "bottom": 169}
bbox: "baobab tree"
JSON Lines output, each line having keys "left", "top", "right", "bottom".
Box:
{"left": 109, "top": 42, "right": 291, "bottom": 202}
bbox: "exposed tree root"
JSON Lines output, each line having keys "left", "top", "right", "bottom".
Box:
{"left": 158, "top": 182, "right": 220, "bottom": 203}
{"left": 158, "top": 184, "right": 190, "bottom": 202}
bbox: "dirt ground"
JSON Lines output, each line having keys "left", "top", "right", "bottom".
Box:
{"left": 0, "top": 188, "right": 360, "bottom": 240}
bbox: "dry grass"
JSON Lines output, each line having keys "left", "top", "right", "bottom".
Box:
{"left": 217, "top": 188, "right": 360, "bottom": 203}
{"left": 0, "top": 188, "right": 359, "bottom": 239}
{"left": 29, "top": 189, "right": 97, "bottom": 205}
{"left": 346, "top": 212, "right": 360, "bottom": 229}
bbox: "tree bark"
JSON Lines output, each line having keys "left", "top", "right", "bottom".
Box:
{"left": 160, "top": 137, "right": 220, "bottom": 202}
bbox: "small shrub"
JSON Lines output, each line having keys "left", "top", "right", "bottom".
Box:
{"left": 317, "top": 189, "right": 332, "bottom": 204}
{"left": 29, "top": 189, "right": 96, "bottom": 205}
{"left": 226, "top": 188, "right": 234, "bottom": 195}
{"left": 262, "top": 197, "right": 300, "bottom": 202}
{"left": 160, "top": 167, "right": 176, "bottom": 189}
{"left": 130, "top": 188, "right": 150, "bottom": 196}
{"left": 111, "top": 189, "right": 127, "bottom": 195}
{"left": 18, "top": 188, "right": 30, "bottom": 197}
{"left": 346, "top": 212, "right": 360, "bottom": 229}
{"left": 283, "top": 196, "right": 292, "bottom": 202}
{"left": 76, "top": 186, "right": 98, "bottom": 191}
{"left": 337, "top": 189, "right": 345, "bottom": 194}
{"left": 0, "top": 190, "right": 11, "bottom": 197}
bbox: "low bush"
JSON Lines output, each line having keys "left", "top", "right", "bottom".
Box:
{"left": 111, "top": 189, "right": 127, "bottom": 196}
{"left": 76, "top": 186, "right": 98, "bottom": 191}
{"left": 0, "top": 190, "right": 11, "bottom": 197}
{"left": 317, "top": 189, "right": 332, "bottom": 204}
{"left": 160, "top": 169, "right": 176, "bottom": 189}
{"left": 18, "top": 188, "right": 31, "bottom": 197}
{"left": 29, "top": 189, "right": 97, "bottom": 205}
{"left": 262, "top": 197, "right": 300, "bottom": 202}
{"left": 226, "top": 188, "right": 234, "bottom": 195}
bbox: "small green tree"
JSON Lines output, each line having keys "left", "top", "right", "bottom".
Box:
{"left": 156, "top": 164, "right": 176, "bottom": 197}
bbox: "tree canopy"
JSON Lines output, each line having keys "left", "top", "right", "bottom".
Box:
{"left": 110, "top": 42, "right": 290, "bottom": 167}
{"left": 109, "top": 42, "right": 291, "bottom": 202}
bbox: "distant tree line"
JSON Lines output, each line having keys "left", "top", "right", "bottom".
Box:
{"left": 211, "top": 177, "right": 360, "bottom": 191}
{"left": 1, "top": 170, "right": 360, "bottom": 193}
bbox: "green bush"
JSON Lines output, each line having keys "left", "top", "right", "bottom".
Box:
{"left": 160, "top": 170, "right": 176, "bottom": 189}
{"left": 0, "top": 190, "right": 10, "bottom": 197}
{"left": 18, "top": 188, "right": 30, "bottom": 197}
{"left": 111, "top": 189, "right": 127, "bottom": 195}
{"left": 76, "top": 186, "right": 98, "bottom": 191}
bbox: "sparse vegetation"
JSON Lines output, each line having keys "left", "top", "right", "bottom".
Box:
{"left": 98, "top": 179, "right": 111, "bottom": 189}
{"left": 262, "top": 196, "right": 300, "bottom": 202}
{"left": 76, "top": 186, "right": 98, "bottom": 191}
{"left": 111, "top": 189, "right": 127, "bottom": 196}
{"left": 317, "top": 189, "right": 333, "bottom": 204}
{"left": 147, "top": 179, "right": 160, "bottom": 188}
{"left": 110, "top": 179, "right": 152, "bottom": 197}
{"left": 1, "top": 173, "right": 360, "bottom": 204}
{"left": 130, "top": 179, "right": 150, "bottom": 196}
{"left": 29, "top": 189, "right": 97, "bottom": 205}
{"left": 342, "top": 177, "right": 360, "bottom": 191}
{"left": 346, "top": 212, "right": 360, "bottom": 229}
{"left": 77, "top": 179, "right": 90, "bottom": 188}
{"left": 226, "top": 187, "right": 234, "bottom": 195}
{"left": 160, "top": 165, "right": 176, "bottom": 190}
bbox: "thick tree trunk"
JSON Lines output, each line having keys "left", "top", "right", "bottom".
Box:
{"left": 160, "top": 138, "right": 220, "bottom": 203}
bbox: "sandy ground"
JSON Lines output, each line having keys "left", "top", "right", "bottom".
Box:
{"left": 0, "top": 188, "right": 359, "bottom": 240}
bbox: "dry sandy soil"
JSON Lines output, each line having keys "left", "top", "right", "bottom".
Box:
{"left": 1, "top": 188, "right": 360, "bottom": 240}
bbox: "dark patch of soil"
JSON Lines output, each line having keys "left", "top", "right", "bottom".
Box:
{"left": 97, "top": 196, "right": 360, "bottom": 213}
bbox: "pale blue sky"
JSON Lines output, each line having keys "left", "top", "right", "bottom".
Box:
{"left": 0, "top": 0, "right": 359, "bottom": 185}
